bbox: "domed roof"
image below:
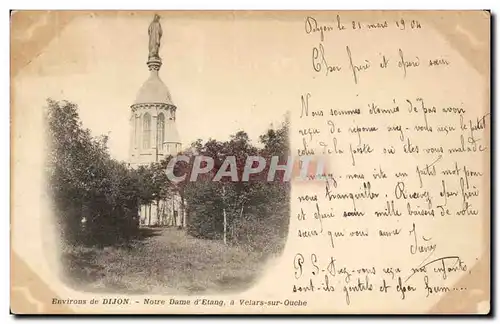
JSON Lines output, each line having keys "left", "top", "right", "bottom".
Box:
{"left": 134, "top": 71, "right": 174, "bottom": 105}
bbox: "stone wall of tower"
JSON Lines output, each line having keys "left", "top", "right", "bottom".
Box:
{"left": 139, "top": 194, "right": 186, "bottom": 227}
{"left": 128, "top": 102, "right": 186, "bottom": 228}
{"left": 128, "top": 103, "right": 181, "bottom": 167}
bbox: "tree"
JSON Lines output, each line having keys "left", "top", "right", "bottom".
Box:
{"left": 176, "top": 114, "right": 291, "bottom": 254}
{"left": 45, "top": 99, "right": 141, "bottom": 246}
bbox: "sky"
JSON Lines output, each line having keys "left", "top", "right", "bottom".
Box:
{"left": 13, "top": 12, "right": 297, "bottom": 161}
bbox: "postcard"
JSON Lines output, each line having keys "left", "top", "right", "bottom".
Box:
{"left": 10, "top": 10, "right": 490, "bottom": 314}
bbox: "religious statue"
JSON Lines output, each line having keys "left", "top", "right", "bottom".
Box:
{"left": 148, "top": 14, "right": 162, "bottom": 60}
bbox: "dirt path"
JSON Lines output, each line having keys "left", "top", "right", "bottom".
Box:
{"left": 64, "top": 227, "right": 267, "bottom": 295}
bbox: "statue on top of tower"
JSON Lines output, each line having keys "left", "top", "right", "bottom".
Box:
{"left": 148, "top": 14, "right": 162, "bottom": 60}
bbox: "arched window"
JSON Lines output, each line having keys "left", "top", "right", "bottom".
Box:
{"left": 134, "top": 114, "right": 141, "bottom": 148}
{"left": 143, "top": 113, "right": 151, "bottom": 149}
{"left": 157, "top": 113, "right": 165, "bottom": 151}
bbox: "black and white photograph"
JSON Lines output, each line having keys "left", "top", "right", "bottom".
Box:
{"left": 43, "top": 13, "right": 291, "bottom": 295}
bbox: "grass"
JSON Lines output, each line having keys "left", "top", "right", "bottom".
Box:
{"left": 61, "top": 227, "right": 272, "bottom": 295}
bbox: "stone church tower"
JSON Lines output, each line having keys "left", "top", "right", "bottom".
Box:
{"left": 129, "top": 15, "right": 185, "bottom": 227}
